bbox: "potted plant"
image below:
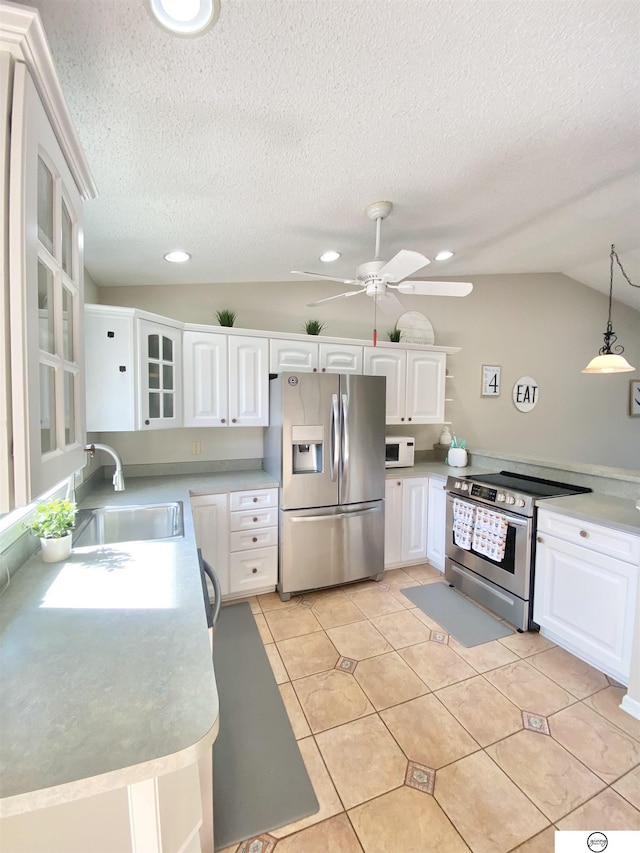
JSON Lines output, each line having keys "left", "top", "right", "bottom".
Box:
{"left": 24, "top": 498, "right": 78, "bottom": 563}
{"left": 387, "top": 326, "right": 402, "bottom": 342}
{"left": 215, "top": 309, "right": 236, "bottom": 327}
{"left": 303, "top": 319, "right": 325, "bottom": 336}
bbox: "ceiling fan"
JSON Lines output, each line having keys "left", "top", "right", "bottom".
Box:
{"left": 292, "top": 201, "right": 474, "bottom": 319}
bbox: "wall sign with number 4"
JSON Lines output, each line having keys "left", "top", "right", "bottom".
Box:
{"left": 481, "top": 365, "right": 501, "bottom": 396}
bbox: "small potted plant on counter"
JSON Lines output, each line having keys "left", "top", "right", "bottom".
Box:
{"left": 215, "top": 309, "right": 237, "bottom": 327}
{"left": 303, "top": 319, "right": 325, "bottom": 336}
{"left": 387, "top": 326, "right": 402, "bottom": 342}
{"left": 24, "top": 498, "right": 78, "bottom": 563}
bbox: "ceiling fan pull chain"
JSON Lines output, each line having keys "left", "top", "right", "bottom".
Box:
{"left": 373, "top": 295, "right": 378, "bottom": 346}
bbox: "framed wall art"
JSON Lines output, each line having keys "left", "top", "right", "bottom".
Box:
{"left": 481, "top": 364, "right": 501, "bottom": 396}
{"left": 630, "top": 380, "right": 640, "bottom": 417}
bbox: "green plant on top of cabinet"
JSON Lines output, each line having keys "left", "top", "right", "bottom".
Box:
{"left": 215, "top": 308, "right": 236, "bottom": 327}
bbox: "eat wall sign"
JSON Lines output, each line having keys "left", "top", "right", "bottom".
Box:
{"left": 513, "top": 376, "right": 539, "bottom": 413}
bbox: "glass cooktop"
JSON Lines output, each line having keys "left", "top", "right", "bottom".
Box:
{"left": 470, "top": 471, "right": 592, "bottom": 499}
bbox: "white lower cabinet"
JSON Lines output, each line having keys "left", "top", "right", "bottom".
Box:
{"left": 192, "top": 487, "right": 278, "bottom": 599}
{"left": 384, "top": 476, "right": 429, "bottom": 568}
{"left": 426, "top": 475, "right": 447, "bottom": 572}
{"left": 533, "top": 509, "right": 640, "bottom": 684}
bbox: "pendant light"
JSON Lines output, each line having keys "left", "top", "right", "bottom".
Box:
{"left": 582, "top": 244, "right": 637, "bottom": 374}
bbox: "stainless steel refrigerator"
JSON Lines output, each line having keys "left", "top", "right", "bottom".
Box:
{"left": 264, "top": 372, "right": 386, "bottom": 600}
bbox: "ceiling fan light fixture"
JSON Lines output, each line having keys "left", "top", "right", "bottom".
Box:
{"left": 146, "top": 0, "right": 220, "bottom": 36}
{"left": 164, "top": 250, "right": 192, "bottom": 263}
{"left": 320, "top": 250, "right": 341, "bottom": 263}
{"left": 435, "top": 250, "right": 454, "bottom": 261}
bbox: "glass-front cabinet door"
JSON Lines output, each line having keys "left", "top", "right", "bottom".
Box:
{"left": 9, "top": 63, "right": 86, "bottom": 505}
{"left": 138, "top": 320, "right": 182, "bottom": 429}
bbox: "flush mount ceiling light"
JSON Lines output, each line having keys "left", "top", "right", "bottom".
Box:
{"left": 319, "top": 250, "right": 341, "bottom": 263}
{"left": 435, "top": 250, "right": 454, "bottom": 261}
{"left": 146, "top": 0, "right": 220, "bottom": 36}
{"left": 582, "top": 244, "right": 637, "bottom": 374}
{"left": 163, "top": 250, "right": 191, "bottom": 263}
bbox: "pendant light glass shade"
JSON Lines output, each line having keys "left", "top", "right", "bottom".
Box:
{"left": 582, "top": 353, "right": 635, "bottom": 374}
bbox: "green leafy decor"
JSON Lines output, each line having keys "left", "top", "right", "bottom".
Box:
{"left": 387, "top": 327, "right": 402, "bottom": 342}
{"left": 303, "top": 319, "right": 325, "bottom": 335}
{"left": 24, "top": 498, "right": 77, "bottom": 539}
{"left": 215, "top": 309, "right": 237, "bottom": 327}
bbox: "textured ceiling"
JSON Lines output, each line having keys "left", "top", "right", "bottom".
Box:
{"left": 16, "top": 0, "right": 640, "bottom": 310}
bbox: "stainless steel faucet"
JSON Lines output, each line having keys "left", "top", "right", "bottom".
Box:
{"left": 85, "top": 443, "right": 125, "bottom": 491}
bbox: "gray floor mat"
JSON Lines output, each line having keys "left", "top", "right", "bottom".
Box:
{"left": 212, "top": 602, "right": 318, "bottom": 849}
{"left": 401, "top": 582, "right": 514, "bottom": 647}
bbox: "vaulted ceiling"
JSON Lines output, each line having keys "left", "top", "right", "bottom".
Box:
{"left": 19, "top": 0, "right": 640, "bottom": 310}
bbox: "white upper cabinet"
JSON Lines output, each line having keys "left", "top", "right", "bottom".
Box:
{"left": 269, "top": 338, "right": 363, "bottom": 374}
{"left": 228, "top": 335, "right": 268, "bottom": 427}
{"left": 183, "top": 330, "right": 228, "bottom": 427}
{"left": 85, "top": 306, "right": 182, "bottom": 431}
{"left": 364, "top": 346, "right": 446, "bottom": 424}
{"left": 2, "top": 5, "right": 96, "bottom": 508}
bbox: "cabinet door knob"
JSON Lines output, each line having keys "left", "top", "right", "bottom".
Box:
{"left": 312, "top": 368, "right": 318, "bottom": 373}
{"left": 252, "top": 536, "right": 258, "bottom": 543}
{"left": 253, "top": 497, "right": 258, "bottom": 503}
{"left": 232, "top": 418, "right": 238, "bottom": 423}
{"left": 221, "top": 418, "right": 226, "bottom": 424}
{"left": 400, "top": 417, "right": 405, "bottom": 422}
{"left": 144, "top": 419, "right": 150, "bottom": 426}
{"left": 407, "top": 417, "right": 412, "bottom": 421}
{"left": 321, "top": 368, "right": 326, "bottom": 372}
{"left": 537, "top": 536, "right": 544, "bottom": 543}
{"left": 579, "top": 530, "right": 589, "bottom": 538}
{"left": 397, "top": 481, "right": 401, "bottom": 486}
{"left": 253, "top": 517, "right": 258, "bottom": 522}
{"left": 252, "top": 567, "right": 258, "bottom": 574}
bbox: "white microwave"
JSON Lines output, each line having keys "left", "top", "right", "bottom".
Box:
{"left": 385, "top": 436, "right": 415, "bottom": 468}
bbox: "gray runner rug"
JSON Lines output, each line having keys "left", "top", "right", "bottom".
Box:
{"left": 212, "top": 602, "right": 318, "bottom": 850}
{"left": 401, "top": 582, "right": 514, "bottom": 647}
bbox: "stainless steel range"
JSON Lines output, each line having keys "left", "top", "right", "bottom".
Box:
{"left": 445, "top": 471, "right": 591, "bottom": 631}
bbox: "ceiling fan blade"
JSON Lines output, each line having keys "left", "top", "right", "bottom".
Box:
{"left": 394, "top": 280, "right": 473, "bottom": 297}
{"left": 374, "top": 290, "right": 405, "bottom": 314}
{"left": 307, "top": 289, "right": 364, "bottom": 307}
{"left": 378, "top": 250, "right": 431, "bottom": 283}
{"left": 291, "top": 269, "right": 356, "bottom": 285}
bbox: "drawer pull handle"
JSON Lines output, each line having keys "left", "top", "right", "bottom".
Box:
{"left": 252, "top": 536, "right": 258, "bottom": 543}
{"left": 579, "top": 530, "right": 589, "bottom": 538}
{"left": 253, "top": 517, "right": 258, "bottom": 522}
{"left": 252, "top": 567, "right": 258, "bottom": 574}
{"left": 253, "top": 497, "right": 258, "bottom": 503}
{"left": 537, "top": 536, "right": 544, "bottom": 544}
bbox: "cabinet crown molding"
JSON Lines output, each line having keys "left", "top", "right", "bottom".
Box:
{"left": 0, "top": 2, "right": 97, "bottom": 200}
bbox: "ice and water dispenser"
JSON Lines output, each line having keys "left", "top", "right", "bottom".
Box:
{"left": 291, "top": 425, "right": 324, "bottom": 474}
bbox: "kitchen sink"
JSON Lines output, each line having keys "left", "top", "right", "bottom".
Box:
{"left": 74, "top": 502, "right": 184, "bottom": 546}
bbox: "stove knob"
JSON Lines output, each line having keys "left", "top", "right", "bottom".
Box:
{"left": 497, "top": 493, "right": 506, "bottom": 502}
{"left": 461, "top": 483, "right": 469, "bottom": 491}
{"left": 454, "top": 481, "right": 461, "bottom": 488}
{"left": 516, "top": 499, "right": 526, "bottom": 507}
{"left": 506, "top": 496, "right": 515, "bottom": 505}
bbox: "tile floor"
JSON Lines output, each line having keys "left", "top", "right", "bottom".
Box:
{"left": 217, "top": 565, "right": 640, "bottom": 853}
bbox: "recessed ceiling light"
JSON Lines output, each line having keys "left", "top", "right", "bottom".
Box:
{"left": 146, "top": 0, "right": 220, "bottom": 36}
{"left": 164, "top": 250, "right": 192, "bottom": 263}
{"left": 320, "top": 250, "right": 341, "bottom": 263}
{"left": 435, "top": 250, "right": 454, "bottom": 261}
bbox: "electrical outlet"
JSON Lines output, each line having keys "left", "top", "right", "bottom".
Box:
{"left": 191, "top": 441, "right": 201, "bottom": 456}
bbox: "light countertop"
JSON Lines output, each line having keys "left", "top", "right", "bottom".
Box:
{"left": 536, "top": 492, "right": 640, "bottom": 536}
{"left": 0, "top": 471, "right": 278, "bottom": 818}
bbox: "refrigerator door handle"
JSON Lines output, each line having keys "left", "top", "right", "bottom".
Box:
{"left": 289, "top": 506, "right": 381, "bottom": 522}
{"left": 341, "top": 392, "right": 349, "bottom": 475}
{"left": 330, "top": 393, "right": 340, "bottom": 482}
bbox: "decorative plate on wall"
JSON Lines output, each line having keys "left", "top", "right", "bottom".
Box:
{"left": 396, "top": 311, "right": 435, "bottom": 345}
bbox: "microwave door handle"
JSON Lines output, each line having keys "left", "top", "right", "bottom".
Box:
{"left": 341, "top": 393, "right": 349, "bottom": 476}
{"left": 330, "top": 394, "right": 339, "bottom": 482}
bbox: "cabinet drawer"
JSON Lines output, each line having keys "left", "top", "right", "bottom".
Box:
{"left": 229, "top": 547, "right": 278, "bottom": 594}
{"left": 230, "top": 526, "right": 278, "bottom": 552}
{"left": 229, "top": 488, "right": 278, "bottom": 512}
{"left": 537, "top": 510, "right": 640, "bottom": 564}
{"left": 229, "top": 506, "right": 278, "bottom": 531}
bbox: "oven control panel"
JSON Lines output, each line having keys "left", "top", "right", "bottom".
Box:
{"left": 447, "top": 477, "right": 534, "bottom": 516}
{"left": 470, "top": 484, "right": 497, "bottom": 502}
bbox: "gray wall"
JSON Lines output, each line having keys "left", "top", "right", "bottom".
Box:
{"left": 93, "top": 273, "right": 640, "bottom": 473}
